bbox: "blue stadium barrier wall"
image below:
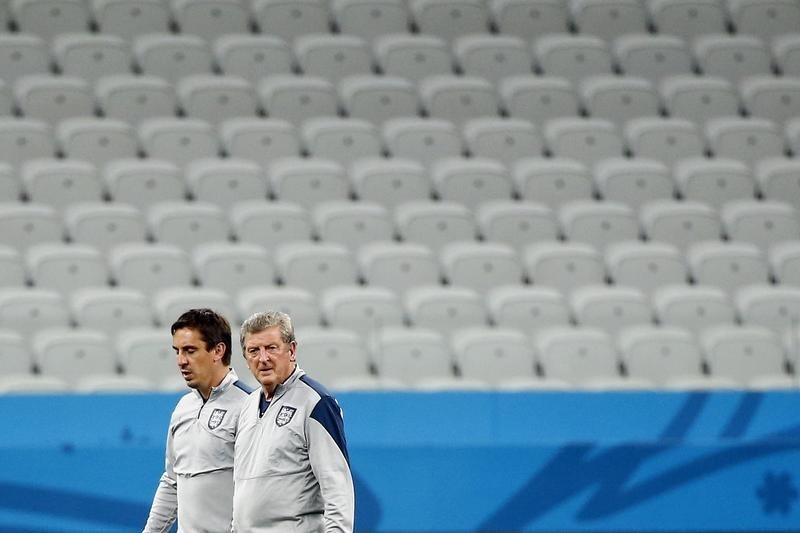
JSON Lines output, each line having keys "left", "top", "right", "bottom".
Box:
{"left": 0, "top": 390, "right": 798, "bottom": 532}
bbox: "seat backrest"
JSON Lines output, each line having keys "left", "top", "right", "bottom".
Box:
{"left": 534, "top": 325, "right": 620, "bottom": 384}
{"left": 451, "top": 327, "right": 536, "bottom": 384}
{"left": 320, "top": 285, "right": 405, "bottom": 336}
{"left": 618, "top": 325, "right": 703, "bottom": 385}
{"left": 357, "top": 241, "right": 441, "bottom": 294}
{"left": 26, "top": 243, "right": 109, "bottom": 296}
{"left": 523, "top": 240, "right": 606, "bottom": 293}
{"left": 70, "top": 286, "right": 153, "bottom": 335}
{"left": 570, "top": 285, "right": 653, "bottom": 334}
{"left": 192, "top": 242, "right": 275, "bottom": 295}
{"left": 33, "top": 327, "right": 116, "bottom": 381}
{"left": 274, "top": 241, "right": 359, "bottom": 295}
{"left": 294, "top": 327, "right": 371, "bottom": 382}
{"left": 66, "top": 201, "right": 148, "bottom": 258}
{"left": 487, "top": 285, "right": 572, "bottom": 334}
{"left": 146, "top": 201, "right": 231, "bottom": 252}
{"left": 374, "top": 326, "right": 452, "bottom": 385}
{"left": 237, "top": 286, "right": 321, "bottom": 329}
{"left": 404, "top": 285, "right": 488, "bottom": 334}
{"left": 268, "top": 157, "right": 350, "bottom": 209}
{"left": 652, "top": 284, "right": 737, "bottom": 333}
{"left": 231, "top": 200, "right": 313, "bottom": 250}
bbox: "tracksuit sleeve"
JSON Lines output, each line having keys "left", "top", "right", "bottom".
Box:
{"left": 143, "top": 427, "right": 178, "bottom": 533}
{"left": 307, "top": 395, "right": 355, "bottom": 533}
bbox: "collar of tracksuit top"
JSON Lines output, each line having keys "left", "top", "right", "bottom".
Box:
{"left": 192, "top": 368, "right": 241, "bottom": 405}
{"left": 259, "top": 364, "right": 301, "bottom": 417}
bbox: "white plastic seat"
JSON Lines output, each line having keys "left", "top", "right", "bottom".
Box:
{"left": 373, "top": 34, "right": 453, "bottom": 83}
{"left": 430, "top": 157, "right": 514, "bottom": 209}
{"left": 0, "top": 81, "right": 12, "bottom": 117}
{"left": 673, "top": 158, "right": 756, "bottom": 208}
{"left": 706, "top": 117, "right": 785, "bottom": 168}
{"left": 570, "top": 285, "right": 652, "bottom": 334}
{"left": 721, "top": 200, "right": 800, "bottom": 252}
{"left": 736, "top": 285, "right": 800, "bottom": 336}
{"left": 192, "top": 242, "right": 275, "bottom": 294}
{"left": 0, "top": 34, "right": 50, "bottom": 84}
{"left": 404, "top": 285, "right": 488, "bottom": 333}
{"left": 727, "top": 0, "right": 800, "bottom": 42}
{"left": 512, "top": 157, "right": 593, "bottom": 207}
{"left": 594, "top": 158, "right": 674, "bottom": 209}
{"left": 487, "top": 285, "right": 571, "bottom": 334}
{"left": 312, "top": 201, "right": 393, "bottom": 252}
{"left": 26, "top": 243, "right": 108, "bottom": 295}
{"left": 230, "top": 200, "right": 313, "bottom": 250}
{"left": 462, "top": 117, "right": 544, "bottom": 166}
{"left": 640, "top": 200, "right": 722, "bottom": 251}
{"left": 652, "top": 284, "right": 736, "bottom": 333}
{"left": 56, "top": 118, "right": 138, "bottom": 167}
{"left": 171, "top": 0, "right": 251, "bottom": 40}
{"left": 0, "top": 329, "right": 34, "bottom": 375}
{"left": 320, "top": 285, "right": 405, "bottom": 336}
{"left": 70, "top": 287, "right": 153, "bottom": 335}
{"left": 580, "top": 76, "right": 660, "bottom": 128}
{"left": 452, "top": 327, "right": 536, "bottom": 384}
{"left": 14, "top": 75, "right": 94, "bottom": 125}
{"left": 108, "top": 243, "right": 193, "bottom": 296}
{"left": 419, "top": 76, "right": 499, "bottom": 126}
{"left": 0, "top": 118, "right": 55, "bottom": 169}
{"left": 32, "top": 328, "right": 115, "bottom": 382}
{"left": 258, "top": 75, "right": 338, "bottom": 127}
{"left": 103, "top": 159, "right": 185, "bottom": 211}
{"left": 0, "top": 203, "right": 63, "bottom": 251}
{"left": 339, "top": 75, "right": 419, "bottom": 126}
{"left": 0, "top": 246, "right": 26, "bottom": 288}
{"left": 558, "top": 200, "right": 640, "bottom": 251}
{"left": 614, "top": 34, "right": 693, "bottom": 85}
{"left": 693, "top": 34, "right": 772, "bottom": 84}
{"left": 625, "top": 117, "right": 705, "bottom": 167}
{"left": 0, "top": 374, "right": 69, "bottom": 393}
{"left": 91, "top": 0, "right": 171, "bottom": 41}
{"left": 357, "top": 241, "right": 441, "bottom": 294}
{"left": 64, "top": 202, "right": 146, "bottom": 253}
{"left": 332, "top": 0, "right": 410, "bottom": 44}
{"left": 786, "top": 117, "right": 800, "bottom": 156}
{"left": 177, "top": 75, "right": 259, "bottom": 126}
{"left": 409, "top": 0, "right": 490, "bottom": 43}
{"left": 236, "top": 286, "right": 320, "bottom": 329}
{"left": 648, "top": 0, "right": 728, "bottom": 41}
{"left": 185, "top": 158, "right": 268, "bottom": 210}
{"left": 453, "top": 34, "right": 533, "bottom": 82}
{"left": 701, "top": 325, "right": 788, "bottom": 386}
{"left": 382, "top": 118, "right": 463, "bottom": 164}
{"left": 138, "top": 118, "right": 219, "bottom": 168}
{"left": 291, "top": 327, "right": 371, "bottom": 383}
{"left": 570, "top": 0, "right": 648, "bottom": 41}
{"left": 350, "top": 158, "right": 432, "bottom": 208}
{"left": 535, "top": 34, "right": 614, "bottom": 85}
{"left": 294, "top": 34, "right": 372, "bottom": 84}
{"left": 220, "top": 118, "right": 300, "bottom": 166}
{"left": 534, "top": 326, "right": 621, "bottom": 386}
{"left": 12, "top": 0, "right": 91, "bottom": 42}
{"left": 147, "top": 201, "right": 230, "bottom": 253}
{"left": 499, "top": 76, "right": 580, "bottom": 125}
{"left": 490, "top": 0, "right": 570, "bottom": 40}
{"left": 373, "top": 326, "right": 452, "bottom": 385}
{"left": 251, "top": 0, "right": 331, "bottom": 43}
{"left": 740, "top": 77, "right": 800, "bottom": 127}
{"left": 152, "top": 286, "right": 236, "bottom": 326}
{"left": 0, "top": 288, "right": 70, "bottom": 337}
{"left": 774, "top": 35, "right": 800, "bottom": 76}
{"left": 133, "top": 34, "right": 213, "bottom": 83}
{"left": 477, "top": 201, "right": 559, "bottom": 252}
{"left": 95, "top": 75, "right": 177, "bottom": 126}
{"left": 687, "top": 240, "right": 770, "bottom": 294}
{"left": 756, "top": 158, "right": 800, "bottom": 211}
{"left": 544, "top": 118, "right": 625, "bottom": 167}
{"left": 0, "top": 163, "right": 18, "bottom": 203}
{"left": 618, "top": 325, "right": 704, "bottom": 385}
{"left": 301, "top": 117, "right": 383, "bottom": 164}
{"left": 394, "top": 201, "right": 477, "bottom": 252}
{"left": 605, "top": 241, "right": 688, "bottom": 294}
{"left": 274, "top": 241, "right": 359, "bottom": 295}
{"left": 21, "top": 159, "right": 103, "bottom": 212}
{"left": 522, "top": 241, "right": 606, "bottom": 292}
{"left": 660, "top": 76, "right": 741, "bottom": 127}
{"left": 769, "top": 241, "right": 800, "bottom": 286}
{"left": 52, "top": 33, "right": 131, "bottom": 83}
{"left": 214, "top": 34, "right": 292, "bottom": 84}
{"left": 268, "top": 157, "right": 350, "bottom": 208}
{"left": 440, "top": 241, "right": 524, "bottom": 294}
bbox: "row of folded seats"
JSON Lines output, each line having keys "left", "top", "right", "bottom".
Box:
{"left": 3, "top": 0, "right": 799, "bottom": 45}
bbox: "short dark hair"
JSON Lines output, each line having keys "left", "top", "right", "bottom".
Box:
{"left": 171, "top": 308, "right": 233, "bottom": 365}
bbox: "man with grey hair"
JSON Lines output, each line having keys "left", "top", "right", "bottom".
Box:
{"left": 232, "top": 311, "right": 355, "bottom": 532}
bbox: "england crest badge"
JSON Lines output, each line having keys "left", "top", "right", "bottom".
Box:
{"left": 208, "top": 409, "right": 227, "bottom": 429}
{"left": 276, "top": 406, "right": 297, "bottom": 427}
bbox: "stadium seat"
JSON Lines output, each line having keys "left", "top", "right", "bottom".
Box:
{"left": 605, "top": 240, "right": 688, "bottom": 294}
{"left": 103, "top": 159, "right": 185, "bottom": 211}
{"left": 0, "top": 118, "right": 55, "bottom": 169}
{"left": 534, "top": 326, "right": 622, "bottom": 387}
{"left": 312, "top": 200, "right": 394, "bottom": 252}
{"left": 477, "top": 201, "right": 559, "bottom": 252}
{"left": 236, "top": 286, "right": 321, "bottom": 329}
{"left": 319, "top": 285, "right": 405, "bottom": 336}
{"left": 440, "top": 241, "right": 524, "bottom": 295}
{"left": 727, "top": 0, "right": 800, "bottom": 42}
{"left": 192, "top": 242, "right": 275, "bottom": 294}
{"left": 544, "top": 118, "right": 625, "bottom": 167}
{"left": 625, "top": 117, "right": 705, "bottom": 168}
{"left": 652, "top": 284, "right": 737, "bottom": 333}
{"left": 489, "top": 0, "right": 570, "bottom": 40}
{"left": 349, "top": 158, "right": 432, "bottom": 208}
{"left": 648, "top": 0, "right": 728, "bottom": 41}
{"left": 594, "top": 158, "right": 674, "bottom": 209}
{"left": 418, "top": 76, "right": 500, "bottom": 126}
{"left": 21, "top": 159, "right": 103, "bottom": 212}
{"left": 56, "top": 118, "right": 138, "bottom": 167}
{"left": 0, "top": 34, "right": 50, "bottom": 84}
{"left": 291, "top": 327, "right": 372, "bottom": 383}
{"left": 32, "top": 327, "right": 115, "bottom": 382}
{"left": 332, "top": 0, "right": 410, "bottom": 44}
{"left": 14, "top": 75, "right": 94, "bottom": 125}
{"left": 294, "top": 34, "right": 372, "bottom": 84}
{"left": 701, "top": 324, "right": 788, "bottom": 387}
{"left": 613, "top": 34, "right": 693, "bottom": 84}
{"left": 108, "top": 242, "right": 193, "bottom": 296}
{"left": 0, "top": 203, "right": 63, "bottom": 251}
{"left": 171, "top": 0, "right": 252, "bottom": 40}
{"left": 339, "top": 75, "right": 419, "bottom": 126}
{"left": 451, "top": 327, "right": 536, "bottom": 384}
{"left": 618, "top": 325, "right": 704, "bottom": 385}
{"left": 404, "top": 285, "right": 488, "bottom": 333}
{"left": 735, "top": 284, "right": 800, "bottom": 335}
{"left": 395, "top": 201, "right": 477, "bottom": 252}
{"left": 95, "top": 75, "right": 177, "bottom": 126}
{"left": 64, "top": 202, "right": 147, "bottom": 253}
{"left": 739, "top": 77, "right": 800, "bottom": 127}
{"left": 12, "top": 0, "right": 91, "bottom": 41}
{"left": 570, "top": 0, "right": 649, "bottom": 41}
{"left": 301, "top": 117, "right": 383, "bottom": 164}
{"left": 580, "top": 76, "right": 660, "bottom": 128}
{"left": 251, "top": 0, "right": 331, "bottom": 43}
{"left": 214, "top": 34, "right": 293, "bottom": 84}
{"left": 0, "top": 246, "right": 26, "bottom": 288}
{"left": 693, "top": 34, "right": 772, "bottom": 84}
{"left": 147, "top": 201, "right": 230, "bottom": 252}
{"left": 0, "top": 163, "right": 18, "bottom": 203}
{"left": 409, "top": 0, "right": 491, "bottom": 43}
{"left": 91, "top": 0, "right": 171, "bottom": 41}
{"left": 453, "top": 34, "right": 533, "bottom": 82}
{"left": 673, "top": 158, "right": 756, "bottom": 209}
{"left": 487, "top": 285, "right": 571, "bottom": 334}
{"left": 52, "top": 33, "right": 132, "bottom": 83}
{"left": 660, "top": 76, "right": 741, "bottom": 127}
{"left": 357, "top": 241, "right": 441, "bottom": 294}
{"left": 499, "top": 76, "right": 580, "bottom": 125}
{"left": 177, "top": 75, "right": 259, "bottom": 126}
{"left": 430, "top": 157, "right": 514, "bottom": 209}
{"left": 522, "top": 240, "right": 606, "bottom": 293}
{"left": 570, "top": 285, "right": 652, "bottom": 334}
{"left": 70, "top": 286, "right": 153, "bottom": 335}
{"left": 558, "top": 200, "right": 640, "bottom": 251}
{"left": 755, "top": 158, "right": 800, "bottom": 211}
{"left": 152, "top": 286, "right": 236, "bottom": 327}
{"left": 26, "top": 243, "right": 108, "bottom": 296}
{"left": 268, "top": 157, "right": 350, "bottom": 208}
{"left": 185, "top": 158, "right": 268, "bottom": 210}
{"left": 0, "top": 287, "right": 70, "bottom": 337}
{"left": 0, "top": 328, "right": 34, "bottom": 375}
{"left": 373, "top": 326, "right": 453, "bottom": 386}
{"left": 535, "top": 34, "right": 614, "bottom": 85}
{"left": 373, "top": 34, "right": 453, "bottom": 83}
{"left": 769, "top": 241, "right": 800, "bottom": 286}
{"left": 639, "top": 200, "right": 722, "bottom": 251}
{"left": 721, "top": 200, "right": 800, "bottom": 252}
{"left": 257, "top": 75, "right": 338, "bottom": 127}
{"left": 773, "top": 34, "right": 800, "bottom": 76}
{"left": 138, "top": 118, "right": 219, "bottom": 168}
{"left": 512, "top": 157, "right": 593, "bottom": 207}
{"left": 219, "top": 118, "right": 301, "bottom": 165}
{"left": 274, "top": 241, "right": 359, "bottom": 295}
{"left": 133, "top": 34, "right": 213, "bottom": 83}
{"left": 687, "top": 240, "right": 770, "bottom": 294}
{"left": 462, "top": 117, "right": 544, "bottom": 166}
{"left": 230, "top": 200, "right": 313, "bottom": 250}
{"left": 382, "top": 118, "right": 463, "bottom": 164}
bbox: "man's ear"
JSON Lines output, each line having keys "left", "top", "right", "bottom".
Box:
{"left": 213, "top": 342, "right": 227, "bottom": 363}
{"left": 289, "top": 340, "right": 297, "bottom": 362}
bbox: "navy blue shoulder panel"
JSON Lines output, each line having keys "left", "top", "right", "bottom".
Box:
{"left": 301, "top": 375, "right": 350, "bottom": 465}
{"left": 233, "top": 380, "right": 255, "bottom": 394}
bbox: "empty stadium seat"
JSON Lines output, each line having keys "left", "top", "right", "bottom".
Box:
{"left": 594, "top": 158, "right": 674, "bottom": 208}
{"left": 185, "top": 158, "right": 268, "bottom": 209}
{"left": 489, "top": 0, "right": 570, "bottom": 40}
{"left": 570, "top": 285, "right": 652, "bottom": 334}
{"left": 32, "top": 327, "right": 115, "bottom": 382}
{"left": 701, "top": 324, "right": 788, "bottom": 387}
{"left": 614, "top": 34, "right": 693, "bottom": 84}
{"left": 580, "top": 76, "right": 660, "bottom": 128}
{"left": 672, "top": 158, "right": 756, "bottom": 208}
{"left": 56, "top": 118, "right": 139, "bottom": 167}
{"left": 258, "top": 75, "right": 338, "bottom": 127}
{"left": 292, "top": 327, "right": 372, "bottom": 383}
{"left": 499, "top": 76, "right": 580, "bottom": 125}
{"left": 70, "top": 286, "right": 153, "bottom": 335}
{"left": 0, "top": 118, "right": 55, "bottom": 169}
{"left": 618, "top": 325, "right": 704, "bottom": 385}
{"left": 571, "top": 0, "right": 649, "bottom": 41}
{"left": 214, "top": 34, "right": 293, "bottom": 83}
{"left": 769, "top": 241, "right": 800, "bottom": 286}
{"left": 52, "top": 33, "right": 132, "bottom": 83}
{"left": 735, "top": 284, "right": 800, "bottom": 335}
{"left": 12, "top": 0, "right": 91, "bottom": 42}
{"left": 544, "top": 118, "right": 625, "bottom": 167}
{"left": 152, "top": 286, "right": 236, "bottom": 327}
{"left": 0, "top": 328, "right": 35, "bottom": 375}
{"left": 0, "top": 34, "right": 50, "bottom": 84}
{"left": 409, "top": 0, "right": 490, "bottom": 43}
{"left": 687, "top": 240, "right": 770, "bottom": 294}
{"left": 147, "top": 201, "right": 230, "bottom": 252}
{"left": 640, "top": 200, "right": 722, "bottom": 251}
{"left": 251, "top": 0, "right": 331, "bottom": 43}
{"left": 0, "top": 203, "right": 63, "bottom": 251}
{"left": 395, "top": 201, "right": 477, "bottom": 252}
{"left": 625, "top": 117, "right": 705, "bottom": 167}
{"left": 451, "top": 327, "right": 536, "bottom": 384}
{"left": 382, "top": 117, "right": 463, "bottom": 164}
{"left": 373, "top": 34, "right": 453, "bottom": 83}
{"left": 312, "top": 200, "right": 394, "bottom": 252}
{"left": 727, "top": 0, "right": 800, "bottom": 42}
{"left": 75, "top": 373, "right": 155, "bottom": 393}
{"left": 103, "top": 159, "right": 185, "bottom": 211}
{"left": 177, "top": 75, "right": 260, "bottom": 126}
{"left": 95, "top": 75, "right": 178, "bottom": 125}
{"left": 22, "top": 159, "right": 103, "bottom": 213}
{"left": 26, "top": 243, "right": 108, "bottom": 296}
{"left": 91, "top": 0, "right": 171, "bottom": 41}
{"left": 440, "top": 241, "right": 524, "bottom": 294}
{"left": 559, "top": 200, "right": 640, "bottom": 250}
{"left": 430, "top": 157, "right": 514, "bottom": 209}
{"left": 64, "top": 202, "right": 147, "bottom": 253}
{"left": 332, "top": 0, "right": 410, "bottom": 44}
{"left": 339, "top": 75, "right": 419, "bottom": 125}
{"left": 294, "top": 34, "right": 373, "bottom": 84}
{"left": 512, "top": 157, "right": 593, "bottom": 207}
{"left": 693, "top": 34, "right": 772, "bottom": 84}
{"left": 349, "top": 158, "right": 432, "bottom": 207}
{"left": 171, "top": 0, "right": 252, "bottom": 40}
{"left": 373, "top": 326, "right": 453, "bottom": 385}
{"left": 605, "top": 240, "right": 688, "bottom": 294}
{"left": 404, "top": 285, "right": 487, "bottom": 333}
{"left": 453, "top": 34, "right": 533, "bottom": 82}
{"left": 319, "top": 285, "right": 405, "bottom": 336}
{"left": 648, "top": 0, "right": 728, "bottom": 41}
{"left": 236, "top": 286, "right": 321, "bottom": 329}
{"left": 535, "top": 34, "right": 614, "bottom": 85}
{"left": 755, "top": 158, "right": 800, "bottom": 211}
{"left": 230, "top": 200, "right": 313, "bottom": 250}
{"left": 15, "top": 75, "right": 94, "bottom": 125}
{"left": 138, "top": 118, "right": 219, "bottom": 168}
{"left": 357, "top": 241, "right": 441, "bottom": 294}
{"left": 109, "top": 242, "right": 193, "bottom": 295}
{"left": 418, "top": 75, "right": 500, "bottom": 126}
{"left": 652, "top": 284, "right": 737, "bottom": 333}
{"left": 721, "top": 200, "right": 800, "bottom": 252}
{"left": 477, "top": 201, "right": 559, "bottom": 252}
{"left": 192, "top": 242, "right": 275, "bottom": 294}
{"left": 301, "top": 117, "right": 383, "bottom": 164}
{"left": 274, "top": 241, "right": 359, "bottom": 294}
{"left": 773, "top": 34, "right": 800, "bottom": 76}
{"left": 660, "top": 75, "right": 741, "bottom": 127}
{"left": 739, "top": 77, "right": 800, "bottom": 127}
{"left": 133, "top": 34, "right": 213, "bottom": 83}
{"left": 522, "top": 240, "right": 606, "bottom": 293}
{"left": 534, "top": 326, "right": 622, "bottom": 387}
{"left": 219, "top": 118, "right": 301, "bottom": 165}
{"left": 268, "top": 157, "right": 350, "bottom": 208}
{"left": 462, "top": 117, "right": 544, "bottom": 166}
{"left": 0, "top": 287, "right": 70, "bottom": 338}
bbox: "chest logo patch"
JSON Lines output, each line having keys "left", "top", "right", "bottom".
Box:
{"left": 208, "top": 408, "right": 227, "bottom": 429}
{"left": 276, "top": 406, "right": 297, "bottom": 427}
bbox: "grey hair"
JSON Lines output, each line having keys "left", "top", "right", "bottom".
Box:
{"left": 240, "top": 310, "right": 295, "bottom": 351}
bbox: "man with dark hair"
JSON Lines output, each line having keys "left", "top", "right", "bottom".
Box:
{"left": 144, "top": 308, "right": 253, "bottom": 533}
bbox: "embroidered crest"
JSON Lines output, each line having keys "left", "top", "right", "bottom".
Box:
{"left": 208, "top": 408, "right": 227, "bottom": 429}
{"left": 276, "top": 406, "right": 297, "bottom": 427}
